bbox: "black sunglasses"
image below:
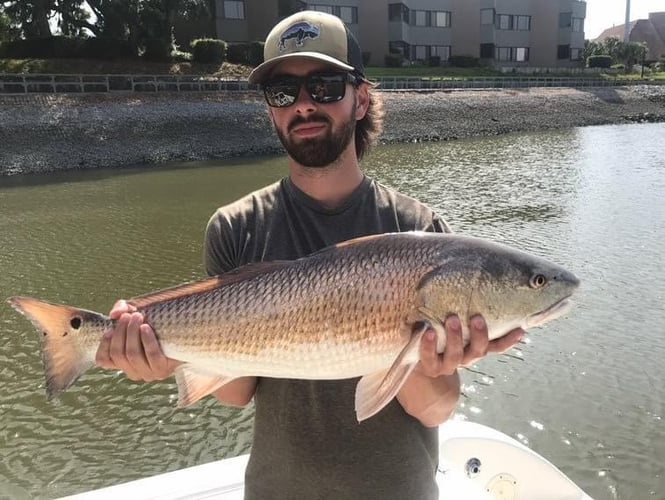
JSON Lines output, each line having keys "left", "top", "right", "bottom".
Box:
{"left": 262, "top": 72, "right": 359, "bottom": 108}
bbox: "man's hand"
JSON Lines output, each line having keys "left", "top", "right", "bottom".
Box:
{"left": 95, "top": 300, "right": 180, "bottom": 382}
{"left": 417, "top": 315, "right": 524, "bottom": 378}
{"left": 397, "top": 315, "right": 524, "bottom": 427}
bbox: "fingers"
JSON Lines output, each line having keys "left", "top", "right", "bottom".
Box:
{"left": 109, "top": 299, "right": 136, "bottom": 320}
{"left": 460, "top": 316, "right": 490, "bottom": 367}
{"left": 487, "top": 328, "right": 524, "bottom": 354}
{"left": 416, "top": 315, "right": 524, "bottom": 377}
{"left": 95, "top": 311, "right": 175, "bottom": 382}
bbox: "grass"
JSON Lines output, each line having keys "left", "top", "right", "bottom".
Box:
{"left": 1, "top": 58, "right": 663, "bottom": 81}
{"left": 0, "top": 58, "right": 253, "bottom": 78}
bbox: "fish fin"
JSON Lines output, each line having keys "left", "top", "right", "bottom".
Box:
{"left": 354, "top": 326, "right": 427, "bottom": 422}
{"left": 128, "top": 261, "right": 293, "bottom": 309}
{"left": 174, "top": 364, "right": 236, "bottom": 408}
{"left": 7, "top": 296, "right": 101, "bottom": 399}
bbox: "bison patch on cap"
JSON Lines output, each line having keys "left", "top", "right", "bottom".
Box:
{"left": 279, "top": 22, "right": 321, "bottom": 51}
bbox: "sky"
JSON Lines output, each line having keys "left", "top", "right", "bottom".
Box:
{"left": 585, "top": 0, "right": 665, "bottom": 39}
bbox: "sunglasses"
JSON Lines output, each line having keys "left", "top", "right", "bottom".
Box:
{"left": 262, "top": 72, "right": 359, "bottom": 108}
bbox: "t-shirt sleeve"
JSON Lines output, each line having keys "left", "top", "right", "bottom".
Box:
{"left": 203, "top": 210, "right": 239, "bottom": 276}
{"left": 428, "top": 214, "right": 453, "bottom": 234}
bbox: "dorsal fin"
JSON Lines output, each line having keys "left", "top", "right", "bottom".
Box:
{"left": 127, "top": 260, "right": 292, "bottom": 309}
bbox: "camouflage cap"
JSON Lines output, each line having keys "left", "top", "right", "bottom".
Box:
{"left": 248, "top": 10, "right": 365, "bottom": 85}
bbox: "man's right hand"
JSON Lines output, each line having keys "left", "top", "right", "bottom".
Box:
{"left": 95, "top": 300, "right": 181, "bottom": 382}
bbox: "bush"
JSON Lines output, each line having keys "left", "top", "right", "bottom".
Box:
{"left": 0, "top": 36, "right": 136, "bottom": 60}
{"left": 428, "top": 56, "right": 441, "bottom": 67}
{"left": 362, "top": 51, "right": 371, "bottom": 66}
{"left": 448, "top": 55, "right": 479, "bottom": 67}
{"left": 171, "top": 49, "right": 192, "bottom": 62}
{"left": 191, "top": 38, "right": 227, "bottom": 63}
{"left": 82, "top": 37, "right": 137, "bottom": 60}
{"left": 385, "top": 53, "right": 403, "bottom": 67}
{"left": 248, "top": 41, "right": 264, "bottom": 66}
{"left": 588, "top": 55, "right": 612, "bottom": 68}
{"left": 226, "top": 41, "right": 264, "bottom": 66}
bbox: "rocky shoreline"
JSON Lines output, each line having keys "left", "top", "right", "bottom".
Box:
{"left": 1, "top": 85, "right": 664, "bottom": 176}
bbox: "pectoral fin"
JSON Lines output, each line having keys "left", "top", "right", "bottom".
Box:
{"left": 174, "top": 365, "right": 236, "bottom": 407}
{"left": 354, "top": 325, "right": 427, "bottom": 422}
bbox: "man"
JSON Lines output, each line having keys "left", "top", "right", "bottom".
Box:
{"left": 96, "top": 11, "right": 523, "bottom": 500}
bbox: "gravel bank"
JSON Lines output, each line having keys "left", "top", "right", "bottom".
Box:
{"left": 1, "top": 85, "right": 664, "bottom": 176}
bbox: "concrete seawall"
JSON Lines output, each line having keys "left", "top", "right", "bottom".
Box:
{"left": 1, "top": 86, "right": 664, "bottom": 176}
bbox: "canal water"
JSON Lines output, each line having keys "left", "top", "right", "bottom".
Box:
{"left": 0, "top": 122, "right": 663, "bottom": 499}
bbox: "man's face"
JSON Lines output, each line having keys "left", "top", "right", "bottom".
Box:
{"left": 265, "top": 59, "right": 361, "bottom": 168}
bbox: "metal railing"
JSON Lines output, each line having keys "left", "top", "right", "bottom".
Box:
{"left": 0, "top": 73, "right": 661, "bottom": 95}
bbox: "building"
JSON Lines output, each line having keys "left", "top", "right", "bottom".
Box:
{"left": 595, "top": 12, "right": 665, "bottom": 62}
{"left": 214, "top": 0, "right": 586, "bottom": 68}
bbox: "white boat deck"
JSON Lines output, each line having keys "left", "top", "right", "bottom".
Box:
{"left": 62, "top": 421, "right": 593, "bottom": 500}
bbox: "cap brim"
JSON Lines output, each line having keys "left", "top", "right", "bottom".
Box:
{"left": 248, "top": 52, "right": 355, "bottom": 84}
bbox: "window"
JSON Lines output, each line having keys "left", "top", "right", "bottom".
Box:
{"left": 515, "top": 47, "right": 529, "bottom": 62}
{"left": 559, "top": 12, "right": 572, "bottom": 28}
{"left": 431, "top": 46, "right": 450, "bottom": 61}
{"left": 414, "top": 10, "right": 427, "bottom": 26}
{"left": 389, "top": 3, "right": 409, "bottom": 23}
{"left": 497, "top": 14, "right": 512, "bottom": 30}
{"left": 480, "top": 8, "right": 494, "bottom": 25}
{"left": 339, "top": 6, "right": 357, "bottom": 24}
{"left": 558, "top": 44, "right": 571, "bottom": 59}
{"left": 310, "top": 5, "right": 333, "bottom": 14}
{"left": 434, "top": 11, "right": 451, "bottom": 27}
{"left": 496, "top": 47, "right": 530, "bottom": 62}
{"left": 570, "top": 48, "right": 583, "bottom": 61}
{"left": 516, "top": 15, "right": 531, "bottom": 31}
{"left": 480, "top": 43, "right": 495, "bottom": 59}
{"left": 572, "top": 17, "right": 583, "bottom": 32}
{"left": 223, "top": 0, "right": 244, "bottom": 19}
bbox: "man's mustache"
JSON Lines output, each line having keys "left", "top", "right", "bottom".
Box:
{"left": 288, "top": 115, "right": 331, "bottom": 133}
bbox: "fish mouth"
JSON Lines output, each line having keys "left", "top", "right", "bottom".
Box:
{"left": 525, "top": 296, "right": 574, "bottom": 329}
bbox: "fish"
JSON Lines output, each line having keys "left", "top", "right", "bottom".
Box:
{"left": 7, "top": 232, "right": 579, "bottom": 422}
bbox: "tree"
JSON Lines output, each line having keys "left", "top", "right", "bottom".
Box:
{"left": 3, "top": 0, "right": 55, "bottom": 38}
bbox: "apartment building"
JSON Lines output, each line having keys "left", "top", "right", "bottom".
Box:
{"left": 214, "top": 0, "right": 586, "bottom": 67}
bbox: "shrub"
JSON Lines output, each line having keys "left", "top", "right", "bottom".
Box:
{"left": 428, "top": 56, "right": 441, "bottom": 67}
{"left": 171, "top": 49, "right": 192, "bottom": 62}
{"left": 588, "top": 55, "right": 612, "bottom": 68}
{"left": 385, "top": 53, "right": 403, "bottom": 67}
{"left": 248, "top": 41, "right": 264, "bottom": 66}
{"left": 449, "top": 55, "right": 479, "bottom": 67}
{"left": 82, "top": 37, "right": 137, "bottom": 60}
{"left": 191, "top": 38, "right": 227, "bottom": 63}
{"left": 226, "top": 43, "right": 248, "bottom": 64}
{"left": 362, "top": 51, "right": 371, "bottom": 66}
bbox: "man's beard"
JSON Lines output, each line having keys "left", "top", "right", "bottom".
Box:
{"left": 276, "top": 107, "right": 356, "bottom": 168}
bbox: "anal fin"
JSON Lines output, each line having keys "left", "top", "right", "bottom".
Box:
{"left": 354, "top": 325, "right": 427, "bottom": 422}
{"left": 174, "top": 364, "right": 236, "bottom": 407}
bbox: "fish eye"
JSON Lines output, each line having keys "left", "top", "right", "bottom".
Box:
{"left": 70, "top": 317, "right": 82, "bottom": 329}
{"left": 530, "top": 274, "right": 547, "bottom": 288}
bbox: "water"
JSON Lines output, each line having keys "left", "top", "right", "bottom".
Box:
{"left": 1, "top": 123, "right": 663, "bottom": 499}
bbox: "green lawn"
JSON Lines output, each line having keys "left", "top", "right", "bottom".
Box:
{"left": 1, "top": 58, "right": 663, "bottom": 82}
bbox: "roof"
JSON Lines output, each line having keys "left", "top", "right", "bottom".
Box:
{"left": 595, "top": 13, "right": 665, "bottom": 60}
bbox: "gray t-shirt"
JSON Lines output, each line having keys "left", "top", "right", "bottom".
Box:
{"left": 204, "top": 176, "right": 451, "bottom": 500}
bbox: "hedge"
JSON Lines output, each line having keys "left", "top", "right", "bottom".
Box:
{"left": 0, "top": 36, "right": 136, "bottom": 59}
{"left": 588, "top": 55, "right": 612, "bottom": 68}
{"left": 226, "top": 41, "right": 264, "bottom": 66}
{"left": 449, "top": 55, "right": 479, "bottom": 67}
{"left": 191, "top": 38, "right": 227, "bottom": 63}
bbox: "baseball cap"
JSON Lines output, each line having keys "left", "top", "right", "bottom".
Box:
{"left": 248, "top": 10, "right": 366, "bottom": 85}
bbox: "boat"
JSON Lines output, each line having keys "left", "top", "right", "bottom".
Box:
{"left": 61, "top": 419, "right": 592, "bottom": 499}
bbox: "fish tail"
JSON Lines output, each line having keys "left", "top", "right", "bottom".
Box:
{"left": 7, "top": 296, "right": 103, "bottom": 399}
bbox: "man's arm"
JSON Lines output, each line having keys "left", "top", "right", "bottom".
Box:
{"left": 397, "top": 315, "right": 524, "bottom": 428}
{"left": 95, "top": 300, "right": 257, "bottom": 407}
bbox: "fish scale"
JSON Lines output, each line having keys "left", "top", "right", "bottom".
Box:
{"left": 7, "top": 231, "right": 579, "bottom": 421}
